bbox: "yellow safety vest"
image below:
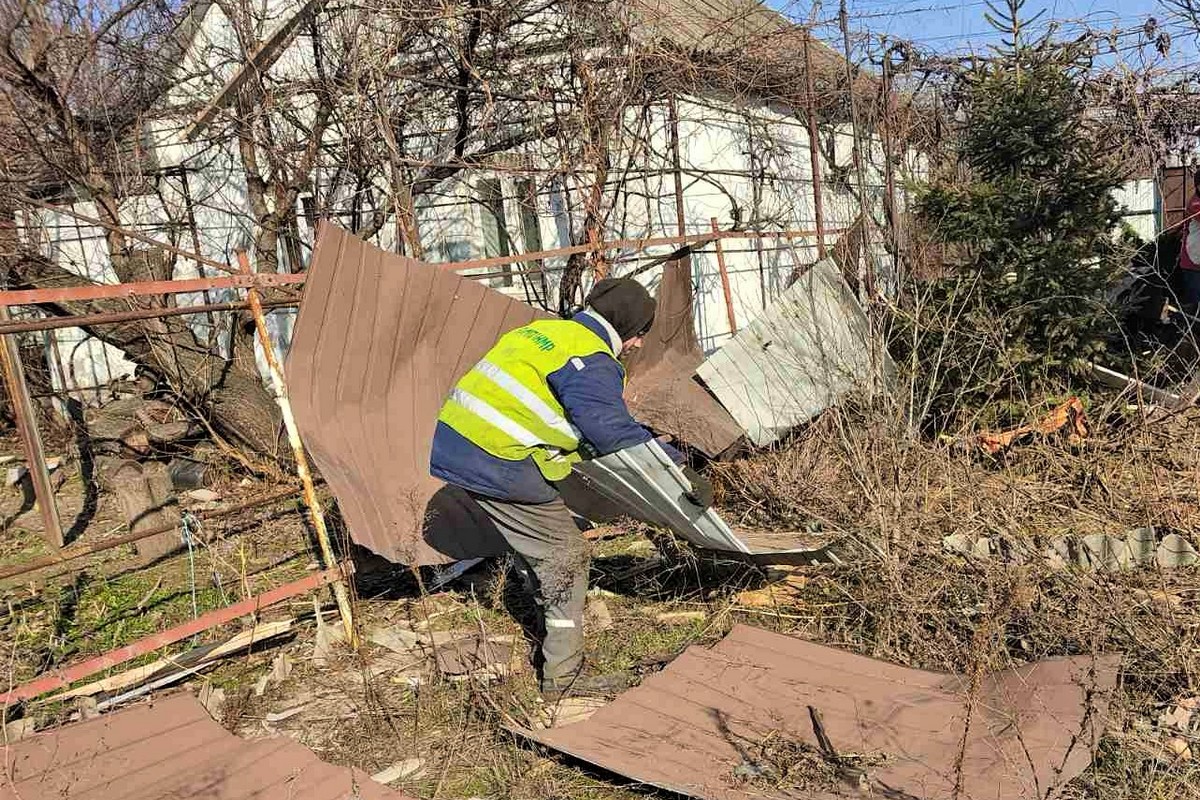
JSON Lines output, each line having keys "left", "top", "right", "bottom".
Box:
{"left": 438, "top": 319, "right": 621, "bottom": 481}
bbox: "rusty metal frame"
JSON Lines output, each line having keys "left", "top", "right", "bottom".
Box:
{"left": 0, "top": 564, "right": 349, "bottom": 704}
{"left": 0, "top": 221, "right": 832, "bottom": 709}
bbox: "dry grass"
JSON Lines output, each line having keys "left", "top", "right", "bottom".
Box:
{"left": 7, "top": 398, "right": 1200, "bottom": 799}
{"left": 709, "top": 402, "right": 1200, "bottom": 799}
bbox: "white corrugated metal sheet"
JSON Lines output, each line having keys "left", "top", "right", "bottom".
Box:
{"left": 695, "top": 258, "right": 892, "bottom": 446}
{"left": 573, "top": 441, "right": 753, "bottom": 554}
{"left": 573, "top": 441, "right": 835, "bottom": 559}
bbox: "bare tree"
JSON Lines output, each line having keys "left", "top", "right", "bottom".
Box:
{"left": 0, "top": 0, "right": 285, "bottom": 459}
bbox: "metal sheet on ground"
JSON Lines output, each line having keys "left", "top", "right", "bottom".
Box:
{"left": 0, "top": 692, "right": 413, "bottom": 800}
{"left": 519, "top": 624, "right": 1120, "bottom": 800}
{"left": 696, "top": 258, "right": 893, "bottom": 447}
{"left": 573, "top": 441, "right": 824, "bottom": 556}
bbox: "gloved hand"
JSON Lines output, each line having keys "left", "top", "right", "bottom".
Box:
{"left": 681, "top": 466, "right": 714, "bottom": 509}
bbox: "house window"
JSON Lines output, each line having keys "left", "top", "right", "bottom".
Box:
{"left": 517, "top": 179, "right": 543, "bottom": 254}
{"left": 478, "top": 179, "right": 512, "bottom": 287}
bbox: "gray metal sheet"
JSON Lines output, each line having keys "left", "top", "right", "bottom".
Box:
{"left": 696, "top": 258, "right": 893, "bottom": 447}
{"left": 572, "top": 441, "right": 752, "bottom": 554}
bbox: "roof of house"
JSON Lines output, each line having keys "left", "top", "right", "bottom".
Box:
{"left": 627, "top": 0, "right": 877, "bottom": 118}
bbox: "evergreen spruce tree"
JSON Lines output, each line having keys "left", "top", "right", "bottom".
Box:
{"left": 906, "top": 0, "right": 1125, "bottom": 428}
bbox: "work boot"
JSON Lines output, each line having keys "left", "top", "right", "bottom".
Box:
{"left": 540, "top": 672, "right": 630, "bottom": 702}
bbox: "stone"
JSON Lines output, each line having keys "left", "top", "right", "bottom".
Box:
{"left": 942, "top": 534, "right": 973, "bottom": 555}
{"left": 1126, "top": 527, "right": 1158, "bottom": 566}
{"left": 1158, "top": 535, "right": 1199, "bottom": 569}
{"left": 2, "top": 718, "right": 35, "bottom": 742}
{"left": 970, "top": 537, "right": 992, "bottom": 559}
{"left": 585, "top": 596, "right": 614, "bottom": 632}
{"left": 1082, "top": 534, "right": 1133, "bottom": 571}
{"left": 368, "top": 625, "right": 419, "bottom": 655}
{"left": 654, "top": 610, "right": 706, "bottom": 624}
{"left": 186, "top": 488, "right": 221, "bottom": 503}
{"left": 197, "top": 684, "right": 225, "bottom": 721}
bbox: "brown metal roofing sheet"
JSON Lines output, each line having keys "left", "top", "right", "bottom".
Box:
{"left": 520, "top": 624, "right": 1120, "bottom": 800}
{"left": 624, "top": 257, "right": 744, "bottom": 457}
{"left": 287, "top": 223, "right": 540, "bottom": 565}
{"left": 0, "top": 693, "right": 412, "bottom": 800}
{"left": 288, "top": 226, "right": 742, "bottom": 564}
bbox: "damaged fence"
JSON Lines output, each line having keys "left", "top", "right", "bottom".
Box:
{"left": 0, "top": 210, "right": 861, "bottom": 705}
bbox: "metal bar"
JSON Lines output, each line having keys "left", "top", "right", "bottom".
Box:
{"left": 0, "top": 272, "right": 304, "bottom": 307}
{"left": 0, "top": 565, "right": 347, "bottom": 703}
{"left": 0, "top": 488, "right": 306, "bottom": 582}
{"left": 18, "top": 196, "right": 238, "bottom": 275}
{"left": 1, "top": 229, "right": 839, "bottom": 309}
{"left": 0, "top": 298, "right": 299, "bottom": 336}
{"left": 839, "top": 0, "right": 875, "bottom": 298}
{"left": 237, "top": 250, "right": 359, "bottom": 648}
{"left": 710, "top": 218, "right": 738, "bottom": 334}
{"left": 0, "top": 305, "right": 63, "bottom": 548}
{"left": 881, "top": 53, "right": 901, "bottom": 282}
{"left": 802, "top": 30, "right": 829, "bottom": 261}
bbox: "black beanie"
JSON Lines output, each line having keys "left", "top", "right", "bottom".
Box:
{"left": 585, "top": 278, "right": 656, "bottom": 341}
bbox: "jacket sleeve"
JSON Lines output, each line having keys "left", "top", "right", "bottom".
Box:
{"left": 547, "top": 353, "right": 685, "bottom": 464}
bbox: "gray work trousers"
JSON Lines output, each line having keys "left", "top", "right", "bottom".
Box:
{"left": 471, "top": 493, "right": 588, "bottom": 689}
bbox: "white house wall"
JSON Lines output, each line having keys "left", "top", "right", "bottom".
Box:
{"left": 31, "top": 0, "right": 904, "bottom": 399}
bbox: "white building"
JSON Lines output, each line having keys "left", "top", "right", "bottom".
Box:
{"left": 21, "top": 0, "right": 903, "bottom": 401}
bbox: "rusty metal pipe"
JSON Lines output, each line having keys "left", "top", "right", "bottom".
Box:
{"left": 710, "top": 218, "right": 738, "bottom": 334}
{"left": 0, "top": 298, "right": 298, "bottom": 336}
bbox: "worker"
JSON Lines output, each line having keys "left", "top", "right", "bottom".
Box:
{"left": 430, "top": 277, "right": 713, "bottom": 699}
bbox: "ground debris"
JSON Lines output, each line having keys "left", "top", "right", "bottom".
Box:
{"left": 653, "top": 610, "right": 706, "bottom": 624}
{"left": 371, "top": 758, "right": 425, "bottom": 784}
{"left": 732, "top": 728, "right": 887, "bottom": 795}
{"left": 368, "top": 624, "right": 419, "bottom": 654}
{"left": 585, "top": 596, "right": 614, "bottom": 632}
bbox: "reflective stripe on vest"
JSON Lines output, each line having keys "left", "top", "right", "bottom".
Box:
{"left": 438, "top": 319, "right": 615, "bottom": 481}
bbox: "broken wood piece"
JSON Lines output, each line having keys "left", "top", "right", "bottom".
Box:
{"left": 371, "top": 759, "right": 425, "bottom": 784}
{"left": 38, "top": 618, "right": 296, "bottom": 703}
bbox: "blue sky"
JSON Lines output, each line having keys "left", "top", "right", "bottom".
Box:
{"left": 768, "top": 0, "right": 1195, "bottom": 70}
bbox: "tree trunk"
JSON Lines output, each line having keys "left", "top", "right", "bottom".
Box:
{"left": 11, "top": 252, "right": 285, "bottom": 460}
